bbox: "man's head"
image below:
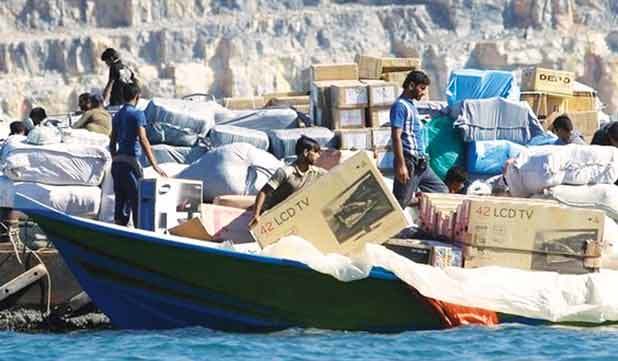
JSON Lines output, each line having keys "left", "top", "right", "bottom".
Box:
{"left": 101, "top": 48, "right": 120, "bottom": 66}
{"left": 9, "top": 121, "right": 25, "bottom": 136}
{"left": 444, "top": 166, "right": 468, "bottom": 194}
{"left": 552, "top": 115, "right": 574, "bottom": 143}
{"left": 123, "top": 83, "right": 141, "bottom": 104}
{"left": 402, "top": 70, "right": 430, "bottom": 101}
{"left": 90, "top": 93, "right": 104, "bottom": 108}
{"left": 78, "top": 92, "right": 92, "bottom": 112}
{"left": 608, "top": 122, "right": 618, "bottom": 147}
{"left": 295, "top": 135, "right": 321, "bottom": 165}
{"left": 29, "top": 107, "right": 47, "bottom": 126}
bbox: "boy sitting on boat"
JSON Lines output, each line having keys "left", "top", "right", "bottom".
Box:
{"left": 250, "top": 136, "right": 326, "bottom": 225}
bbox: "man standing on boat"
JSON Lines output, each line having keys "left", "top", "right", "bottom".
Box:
{"left": 109, "top": 83, "right": 166, "bottom": 226}
{"left": 101, "top": 48, "right": 136, "bottom": 107}
{"left": 391, "top": 70, "right": 447, "bottom": 208}
{"left": 250, "top": 135, "right": 326, "bottom": 225}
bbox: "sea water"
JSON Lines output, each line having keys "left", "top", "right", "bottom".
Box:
{"left": 1, "top": 325, "right": 616, "bottom": 361}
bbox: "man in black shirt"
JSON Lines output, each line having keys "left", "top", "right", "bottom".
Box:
{"left": 101, "top": 48, "right": 135, "bottom": 107}
{"left": 591, "top": 121, "right": 618, "bottom": 147}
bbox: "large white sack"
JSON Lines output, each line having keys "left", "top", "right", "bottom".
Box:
{"left": 0, "top": 176, "right": 101, "bottom": 217}
{"left": 144, "top": 98, "right": 219, "bottom": 146}
{"left": 1, "top": 140, "right": 111, "bottom": 186}
{"left": 61, "top": 128, "right": 109, "bottom": 147}
{"left": 505, "top": 144, "right": 618, "bottom": 197}
{"left": 208, "top": 124, "right": 269, "bottom": 151}
{"left": 177, "top": 143, "right": 283, "bottom": 202}
{"left": 261, "top": 235, "right": 618, "bottom": 324}
{"left": 26, "top": 124, "right": 62, "bottom": 145}
{"left": 546, "top": 184, "right": 618, "bottom": 221}
{"left": 268, "top": 127, "right": 336, "bottom": 159}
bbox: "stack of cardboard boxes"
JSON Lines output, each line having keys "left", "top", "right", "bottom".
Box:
{"left": 520, "top": 67, "right": 600, "bottom": 142}
{"left": 309, "top": 56, "right": 420, "bottom": 172}
{"left": 416, "top": 193, "right": 606, "bottom": 274}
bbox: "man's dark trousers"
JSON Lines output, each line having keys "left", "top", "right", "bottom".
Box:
{"left": 393, "top": 157, "right": 448, "bottom": 208}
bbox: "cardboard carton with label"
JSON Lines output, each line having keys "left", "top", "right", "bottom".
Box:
{"left": 250, "top": 151, "right": 407, "bottom": 255}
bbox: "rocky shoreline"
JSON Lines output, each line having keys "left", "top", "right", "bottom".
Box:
{"left": 0, "top": 308, "right": 110, "bottom": 332}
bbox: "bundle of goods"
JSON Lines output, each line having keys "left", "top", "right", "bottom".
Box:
{"left": 452, "top": 97, "right": 545, "bottom": 145}
{"left": 215, "top": 108, "right": 299, "bottom": 131}
{"left": 446, "top": 69, "right": 520, "bottom": 107}
{"left": 1, "top": 140, "right": 110, "bottom": 186}
{"left": 61, "top": 128, "right": 110, "bottom": 147}
{"left": 208, "top": 124, "right": 270, "bottom": 151}
{"left": 416, "top": 193, "right": 606, "bottom": 274}
{"left": 465, "top": 140, "right": 526, "bottom": 176}
{"left": 504, "top": 144, "right": 618, "bottom": 197}
{"left": 138, "top": 143, "right": 209, "bottom": 167}
{"left": 144, "top": 98, "right": 219, "bottom": 146}
{"left": 268, "top": 127, "right": 336, "bottom": 160}
{"left": 0, "top": 175, "right": 102, "bottom": 218}
{"left": 543, "top": 184, "right": 618, "bottom": 221}
{"left": 177, "top": 142, "right": 282, "bottom": 202}
{"left": 423, "top": 116, "right": 465, "bottom": 180}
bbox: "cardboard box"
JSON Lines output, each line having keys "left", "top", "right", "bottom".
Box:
{"left": 223, "top": 96, "right": 266, "bottom": 110}
{"left": 545, "top": 111, "right": 600, "bottom": 137}
{"left": 381, "top": 71, "right": 408, "bottom": 87}
{"left": 315, "top": 149, "right": 373, "bottom": 170}
{"left": 367, "top": 106, "right": 392, "bottom": 128}
{"left": 384, "top": 239, "right": 462, "bottom": 268}
{"left": 566, "top": 93, "right": 597, "bottom": 113}
{"left": 310, "top": 81, "right": 335, "bottom": 127}
{"left": 358, "top": 55, "right": 421, "bottom": 80}
{"left": 169, "top": 204, "right": 253, "bottom": 243}
{"left": 361, "top": 80, "right": 398, "bottom": 107}
{"left": 521, "top": 92, "right": 568, "bottom": 118}
{"left": 331, "top": 107, "right": 366, "bottom": 129}
{"left": 371, "top": 127, "right": 391, "bottom": 149}
{"left": 330, "top": 81, "right": 368, "bottom": 108}
{"left": 521, "top": 67, "right": 574, "bottom": 96}
{"left": 251, "top": 151, "right": 407, "bottom": 254}
{"left": 463, "top": 199, "right": 605, "bottom": 273}
{"left": 266, "top": 95, "right": 310, "bottom": 107}
{"left": 311, "top": 63, "right": 359, "bottom": 82}
{"left": 335, "top": 129, "right": 371, "bottom": 150}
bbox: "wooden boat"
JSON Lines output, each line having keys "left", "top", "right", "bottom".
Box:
{"left": 16, "top": 195, "right": 557, "bottom": 332}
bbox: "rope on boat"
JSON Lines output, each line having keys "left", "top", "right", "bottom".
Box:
{"left": 2, "top": 221, "right": 53, "bottom": 316}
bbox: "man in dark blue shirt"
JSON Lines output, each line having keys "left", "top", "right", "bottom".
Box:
{"left": 390, "top": 71, "right": 447, "bottom": 208}
{"left": 109, "top": 83, "right": 166, "bottom": 226}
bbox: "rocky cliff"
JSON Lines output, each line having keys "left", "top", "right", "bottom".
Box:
{"left": 0, "top": 0, "right": 616, "bottom": 120}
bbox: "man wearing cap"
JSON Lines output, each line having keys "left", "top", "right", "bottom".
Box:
{"left": 72, "top": 93, "right": 112, "bottom": 136}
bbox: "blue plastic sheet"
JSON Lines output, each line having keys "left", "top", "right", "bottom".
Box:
{"left": 446, "top": 69, "right": 520, "bottom": 107}
{"left": 465, "top": 140, "right": 526, "bottom": 176}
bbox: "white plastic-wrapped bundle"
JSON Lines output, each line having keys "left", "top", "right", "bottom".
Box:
{"left": 505, "top": 144, "right": 618, "bottom": 197}
{"left": 208, "top": 125, "right": 269, "bottom": 151}
{"left": 0, "top": 176, "right": 101, "bottom": 217}
{"left": 144, "top": 98, "right": 220, "bottom": 146}
{"left": 546, "top": 184, "right": 618, "bottom": 221}
{"left": 177, "top": 143, "right": 283, "bottom": 202}
{"left": 216, "top": 108, "right": 298, "bottom": 131}
{"left": 61, "top": 128, "right": 110, "bottom": 147}
{"left": 2, "top": 140, "right": 111, "bottom": 186}
{"left": 268, "top": 127, "right": 335, "bottom": 159}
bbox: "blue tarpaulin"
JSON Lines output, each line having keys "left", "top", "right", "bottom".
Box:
{"left": 446, "top": 69, "right": 520, "bottom": 107}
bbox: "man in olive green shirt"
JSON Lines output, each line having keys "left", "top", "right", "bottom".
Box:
{"left": 250, "top": 136, "right": 326, "bottom": 225}
{"left": 72, "top": 94, "right": 112, "bottom": 136}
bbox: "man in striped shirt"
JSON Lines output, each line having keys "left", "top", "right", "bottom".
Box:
{"left": 390, "top": 71, "right": 447, "bottom": 208}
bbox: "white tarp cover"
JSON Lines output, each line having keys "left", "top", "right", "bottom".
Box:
{"left": 0, "top": 176, "right": 101, "bottom": 217}
{"left": 505, "top": 144, "right": 618, "bottom": 197}
{"left": 546, "top": 184, "right": 618, "bottom": 221}
{"left": 1, "top": 140, "right": 110, "bottom": 186}
{"left": 261, "top": 231, "right": 618, "bottom": 324}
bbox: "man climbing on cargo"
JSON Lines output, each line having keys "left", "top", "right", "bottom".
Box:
{"left": 250, "top": 135, "right": 327, "bottom": 226}
{"left": 109, "top": 82, "right": 166, "bottom": 226}
{"left": 444, "top": 166, "right": 468, "bottom": 194}
{"left": 551, "top": 114, "right": 585, "bottom": 145}
{"left": 390, "top": 70, "right": 447, "bottom": 208}
{"left": 101, "top": 48, "right": 136, "bottom": 107}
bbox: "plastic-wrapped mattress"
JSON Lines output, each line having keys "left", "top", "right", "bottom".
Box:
{"left": 208, "top": 124, "right": 269, "bottom": 151}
